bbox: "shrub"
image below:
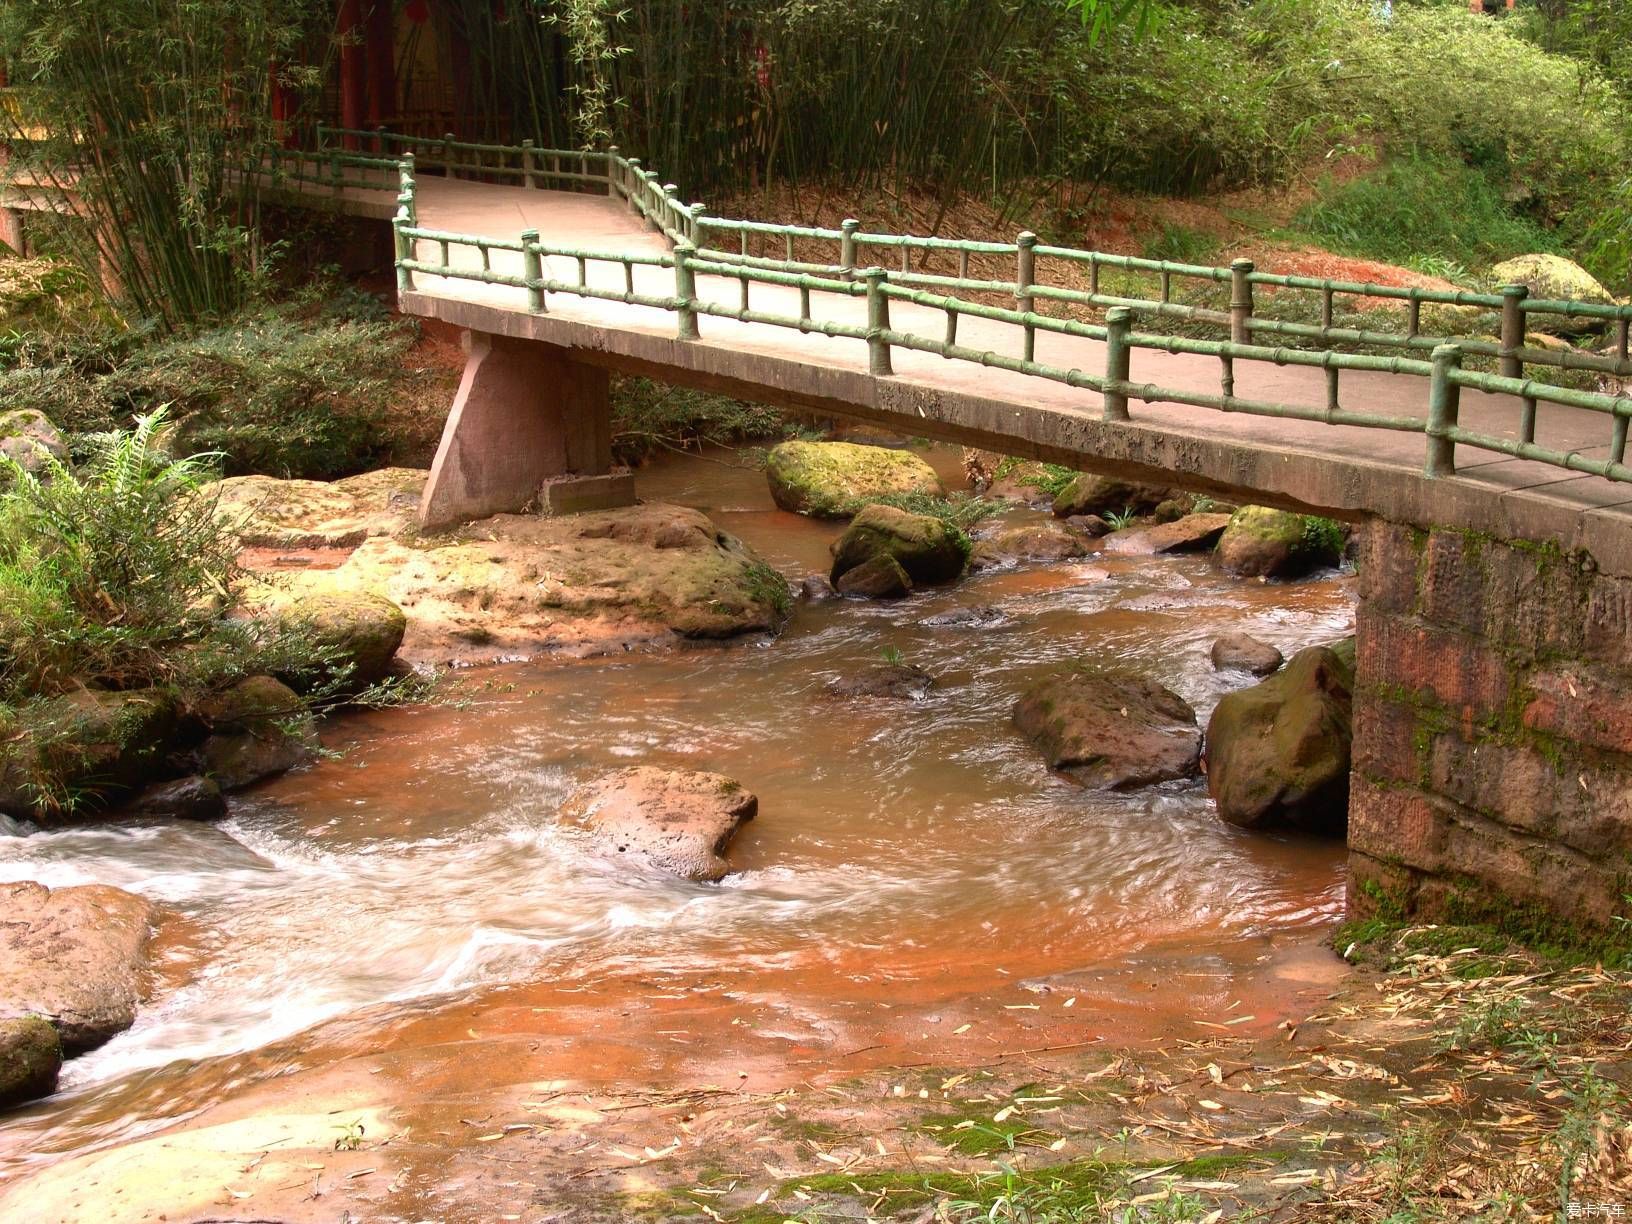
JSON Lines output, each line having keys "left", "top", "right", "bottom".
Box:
{"left": 610, "top": 376, "right": 786, "bottom": 464}
{"left": 1296, "top": 154, "right": 1560, "bottom": 269}
{"left": 0, "top": 410, "right": 347, "bottom": 704}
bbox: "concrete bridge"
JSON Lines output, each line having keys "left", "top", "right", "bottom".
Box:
{"left": 17, "top": 134, "right": 1632, "bottom": 936}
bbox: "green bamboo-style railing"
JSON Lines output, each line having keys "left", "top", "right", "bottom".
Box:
{"left": 299, "top": 128, "right": 1632, "bottom": 489}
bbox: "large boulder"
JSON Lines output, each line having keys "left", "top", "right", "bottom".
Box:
{"left": 835, "top": 554, "right": 912, "bottom": 599}
{"left": 0, "top": 408, "right": 67, "bottom": 475}
{"left": 968, "top": 522, "right": 1091, "bottom": 572}
{"left": 0, "top": 881, "right": 156, "bottom": 1053}
{"left": 240, "top": 588, "right": 407, "bottom": 693}
{"left": 1216, "top": 506, "right": 1343, "bottom": 579}
{"left": 199, "top": 675, "right": 317, "bottom": 791}
{"left": 1052, "top": 475, "right": 1170, "bottom": 520}
{"left": 560, "top": 766, "right": 757, "bottom": 881}
{"left": 1205, "top": 640, "right": 1354, "bottom": 834}
{"left": 234, "top": 487, "right": 791, "bottom": 666}
{"left": 765, "top": 440, "right": 943, "bottom": 519}
{"left": 1102, "top": 512, "right": 1232, "bottom": 556}
{"left": 123, "top": 775, "right": 228, "bottom": 822}
{"left": 830, "top": 504, "right": 967, "bottom": 588}
{"left": 1012, "top": 670, "right": 1202, "bottom": 790}
{"left": 0, "top": 688, "right": 180, "bottom": 821}
{"left": 1490, "top": 254, "right": 1617, "bottom": 336}
{"left": 0, "top": 1016, "right": 62, "bottom": 1107}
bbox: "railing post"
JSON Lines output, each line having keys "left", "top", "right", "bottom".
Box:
{"left": 1499, "top": 283, "right": 1528, "bottom": 380}
{"left": 689, "top": 202, "right": 706, "bottom": 248}
{"left": 1017, "top": 231, "right": 1037, "bottom": 363}
{"left": 1426, "top": 343, "right": 1463, "bottom": 478}
{"left": 674, "top": 243, "right": 699, "bottom": 340}
{"left": 1500, "top": 284, "right": 1536, "bottom": 443}
{"left": 443, "top": 131, "right": 456, "bottom": 178}
{"left": 840, "top": 219, "right": 859, "bottom": 277}
{"left": 1230, "top": 258, "right": 1255, "bottom": 345}
{"left": 521, "top": 139, "right": 536, "bottom": 189}
{"left": 1103, "top": 306, "right": 1133, "bottom": 422}
{"left": 393, "top": 206, "right": 415, "bottom": 294}
{"left": 625, "top": 158, "right": 641, "bottom": 215}
{"left": 607, "top": 147, "right": 620, "bottom": 197}
{"left": 399, "top": 153, "right": 417, "bottom": 225}
{"left": 522, "top": 228, "right": 544, "bottom": 313}
{"left": 864, "top": 267, "right": 893, "bottom": 377}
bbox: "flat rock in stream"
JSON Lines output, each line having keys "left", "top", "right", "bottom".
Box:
{"left": 1210, "top": 632, "right": 1284, "bottom": 677}
{"left": 1012, "top": 670, "right": 1202, "bottom": 790}
{"left": 228, "top": 472, "right": 791, "bottom": 665}
{"left": 0, "top": 881, "right": 156, "bottom": 1053}
{"left": 1101, "top": 513, "right": 1232, "bottom": 556}
{"left": 560, "top": 766, "right": 758, "bottom": 882}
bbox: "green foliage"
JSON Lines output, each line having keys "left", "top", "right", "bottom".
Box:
{"left": 851, "top": 490, "right": 999, "bottom": 535}
{"left": 0, "top": 409, "right": 360, "bottom": 707}
{"left": 1140, "top": 222, "right": 1219, "bottom": 266}
{"left": 1296, "top": 155, "right": 1560, "bottom": 269}
{"left": 610, "top": 377, "right": 786, "bottom": 464}
{"left": 0, "top": 305, "right": 423, "bottom": 478}
{"left": 1301, "top": 515, "right": 1347, "bottom": 561}
{"left": 0, "top": 0, "right": 331, "bottom": 325}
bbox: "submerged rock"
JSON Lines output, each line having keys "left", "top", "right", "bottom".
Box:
{"left": 1216, "top": 506, "right": 1343, "bottom": 579}
{"left": 1209, "top": 633, "right": 1284, "bottom": 677}
{"left": 199, "top": 675, "right": 317, "bottom": 791}
{"left": 0, "top": 1016, "right": 61, "bottom": 1107}
{"left": 1012, "top": 670, "right": 1202, "bottom": 790}
{"left": 798, "top": 574, "right": 837, "bottom": 602}
{"left": 1052, "top": 475, "right": 1170, "bottom": 520}
{"left": 830, "top": 504, "right": 967, "bottom": 589}
{"left": 923, "top": 604, "right": 1008, "bottom": 629}
{"left": 0, "top": 408, "right": 67, "bottom": 475}
{"left": 968, "top": 522, "right": 1091, "bottom": 571}
{"left": 825, "top": 663, "right": 935, "bottom": 701}
{"left": 0, "top": 881, "right": 155, "bottom": 1053}
{"left": 1102, "top": 512, "right": 1232, "bottom": 556}
{"left": 124, "top": 775, "right": 227, "bottom": 822}
{"left": 765, "top": 440, "right": 943, "bottom": 519}
{"left": 1064, "top": 514, "right": 1111, "bottom": 538}
{"left": 560, "top": 766, "right": 757, "bottom": 881}
{"left": 1490, "top": 254, "right": 1616, "bottom": 335}
{"left": 230, "top": 472, "right": 791, "bottom": 665}
{"left": 1205, "top": 640, "right": 1354, "bottom": 834}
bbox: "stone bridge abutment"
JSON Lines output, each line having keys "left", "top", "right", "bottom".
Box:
{"left": 1349, "top": 521, "right": 1632, "bottom": 932}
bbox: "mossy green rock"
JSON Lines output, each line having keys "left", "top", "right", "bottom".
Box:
{"left": 242, "top": 589, "right": 407, "bottom": 693}
{"left": 1490, "top": 254, "right": 1616, "bottom": 335}
{"left": 1012, "top": 669, "right": 1201, "bottom": 790}
{"left": 0, "top": 689, "right": 180, "bottom": 820}
{"left": 0, "top": 408, "right": 67, "bottom": 474}
{"left": 199, "top": 676, "right": 317, "bottom": 791}
{"left": 830, "top": 504, "right": 966, "bottom": 587}
{"left": 0, "top": 1016, "right": 61, "bottom": 1107}
{"left": 1205, "top": 641, "right": 1354, "bottom": 834}
{"left": 765, "top": 440, "right": 943, "bottom": 519}
{"left": 1051, "top": 474, "right": 1169, "bottom": 519}
{"left": 1216, "top": 505, "right": 1342, "bottom": 579}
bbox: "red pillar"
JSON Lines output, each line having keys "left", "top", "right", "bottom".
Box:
{"left": 365, "top": 0, "right": 395, "bottom": 134}
{"left": 338, "top": 0, "right": 366, "bottom": 149}
{"left": 269, "top": 61, "right": 297, "bottom": 148}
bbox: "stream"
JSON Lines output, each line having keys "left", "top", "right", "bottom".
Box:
{"left": 0, "top": 445, "right": 1355, "bottom": 1181}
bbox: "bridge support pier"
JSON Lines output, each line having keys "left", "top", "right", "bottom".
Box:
{"left": 1348, "top": 520, "right": 1632, "bottom": 932}
{"left": 419, "top": 330, "right": 633, "bottom": 531}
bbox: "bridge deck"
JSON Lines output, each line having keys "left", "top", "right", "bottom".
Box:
{"left": 394, "top": 178, "right": 1632, "bottom": 569}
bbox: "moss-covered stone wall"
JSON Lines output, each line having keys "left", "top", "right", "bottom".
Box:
{"left": 1348, "top": 520, "right": 1632, "bottom": 930}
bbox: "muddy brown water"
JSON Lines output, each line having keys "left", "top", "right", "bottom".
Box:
{"left": 0, "top": 445, "right": 1355, "bottom": 1184}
